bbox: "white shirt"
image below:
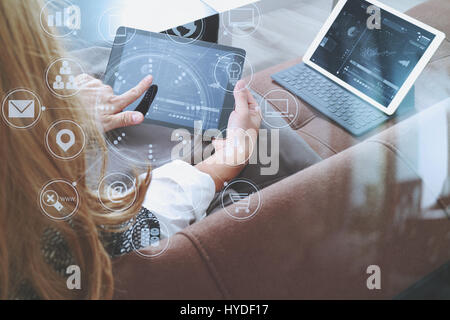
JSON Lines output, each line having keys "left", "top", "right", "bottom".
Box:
{"left": 140, "top": 160, "right": 216, "bottom": 238}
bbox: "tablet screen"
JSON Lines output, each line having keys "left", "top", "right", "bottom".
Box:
{"left": 309, "top": 0, "right": 436, "bottom": 108}
{"left": 104, "top": 29, "right": 246, "bottom": 131}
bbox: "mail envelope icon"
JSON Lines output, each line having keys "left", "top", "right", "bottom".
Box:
{"left": 8, "top": 100, "right": 35, "bottom": 118}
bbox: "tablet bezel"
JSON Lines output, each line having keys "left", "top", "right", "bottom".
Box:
{"left": 303, "top": 0, "right": 445, "bottom": 115}
{"left": 104, "top": 26, "right": 246, "bottom": 132}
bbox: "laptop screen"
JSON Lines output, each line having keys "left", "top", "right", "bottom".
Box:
{"left": 309, "top": 0, "right": 436, "bottom": 108}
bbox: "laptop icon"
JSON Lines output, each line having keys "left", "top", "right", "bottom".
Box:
{"left": 265, "top": 99, "right": 290, "bottom": 118}
{"left": 228, "top": 8, "right": 255, "bottom": 28}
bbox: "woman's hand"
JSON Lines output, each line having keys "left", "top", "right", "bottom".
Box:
{"left": 196, "top": 80, "right": 261, "bottom": 191}
{"left": 212, "top": 80, "right": 261, "bottom": 164}
{"left": 76, "top": 74, "right": 153, "bottom": 132}
{"left": 227, "top": 80, "right": 261, "bottom": 134}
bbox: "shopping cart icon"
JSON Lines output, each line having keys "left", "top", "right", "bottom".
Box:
{"left": 229, "top": 193, "right": 250, "bottom": 214}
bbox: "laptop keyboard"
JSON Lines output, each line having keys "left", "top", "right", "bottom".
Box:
{"left": 271, "top": 63, "right": 389, "bottom": 136}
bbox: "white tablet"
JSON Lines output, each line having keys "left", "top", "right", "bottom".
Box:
{"left": 303, "top": 0, "right": 445, "bottom": 115}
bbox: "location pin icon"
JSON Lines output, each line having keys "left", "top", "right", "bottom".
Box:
{"left": 56, "top": 129, "right": 76, "bottom": 152}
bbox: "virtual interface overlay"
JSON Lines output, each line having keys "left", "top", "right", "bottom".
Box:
{"left": 107, "top": 32, "right": 241, "bottom": 130}
{"left": 310, "top": 0, "right": 435, "bottom": 107}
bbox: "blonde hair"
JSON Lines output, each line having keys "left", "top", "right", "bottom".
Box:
{"left": 0, "top": 0, "right": 150, "bottom": 299}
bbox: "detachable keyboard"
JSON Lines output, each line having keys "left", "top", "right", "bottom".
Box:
{"left": 271, "top": 63, "right": 391, "bottom": 136}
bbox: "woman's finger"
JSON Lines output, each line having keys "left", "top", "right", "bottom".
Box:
{"left": 75, "top": 73, "right": 94, "bottom": 87}
{"left": 233, "top": 80, "right": 249, "bottom": 116}
{"left": 110, "top": 75, "right": 153, "bottom": 111}
{"left": 246, "top": 89, "right": 258, "bottom": 111}
{"left": 103, "top": 111, "right": 144, "bottom": 132}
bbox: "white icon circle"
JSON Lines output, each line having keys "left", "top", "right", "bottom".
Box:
{"left": 165, "top": 19, "right": 205, "bottom": 44}
{"left": 213, "top": 53, "right": 254, "bottom": 93}
{"left": 131, "top": 219, "right": 170, "bottom": 259}
{"left": 98, "top": 173, "right": 137, "bottom": 212}
{"left": 107, "top": 181, "right": 128, "bottom": 204}
{"left": 39, "top": 180, "right": 79, "bottom": 221}
{"left": 46, "top": 120, "right": 86, "bottom": 160}
{"left": 221, "top": 3, "right": 262, "bottom": 38}
{"left": 1, "top": 88, "right": 42, "bottom": 129}
{"left": 227, "top": 62, "right": 242, "bottom": 81}
{"left": 43, "top": 190, "right": 60, "bottom": 207}
{"left": 260, "top": 89, "right": 300, "bottom": 129}
{"left": 40, "top": 0, "right": 80, "bottom": 38}
{"left": 56, "top": 129, "right": 76, "bottom": 152}
{"left": 213, "top": 127, "right": 255, "bottom": 167}
{"left": 45, "top": 58, "right": 84, "bottom": 98}
{"left": 97, "top": 7, "right": 136, "bottom": 46}
{"left": 221, "top": 179, "right": 262, "bottom": 220}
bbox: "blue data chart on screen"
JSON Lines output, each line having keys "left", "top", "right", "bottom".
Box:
{"left": 107, "top": 32, "right": 240, "bottom": 130}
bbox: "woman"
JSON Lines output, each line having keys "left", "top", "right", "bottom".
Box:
{"left": 0, "top": 0, "right": 260, "bottom": 299}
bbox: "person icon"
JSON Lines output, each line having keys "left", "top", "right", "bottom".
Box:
{"left": 65, "top": 75, "right": 77, "bottom": 90}
{"left": 53, "top": 75, "right": 64, "bottom": 90}
{"left": 59, "top": 60, "right": 72, "bottom": 75}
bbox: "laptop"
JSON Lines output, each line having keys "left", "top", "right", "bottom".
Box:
{"left": 272, "top": 0, "right": 445, "bottom": 136}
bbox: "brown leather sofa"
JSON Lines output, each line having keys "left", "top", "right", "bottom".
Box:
{"left": 113, "top": 0, "right": 450, "bottom": 299}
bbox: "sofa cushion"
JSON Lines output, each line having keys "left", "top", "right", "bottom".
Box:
{"left": 113, "top": 232, "right": 225, "bottom": 299}
{"left": 176, "top": 99, "right": 450, "bottom": 299}
{"left": 367, "top": 98, "right": 450, "bottom": 213}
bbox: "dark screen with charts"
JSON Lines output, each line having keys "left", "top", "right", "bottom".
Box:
{"left": 310, "top": 0, "right": 435, "bottom": 107}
